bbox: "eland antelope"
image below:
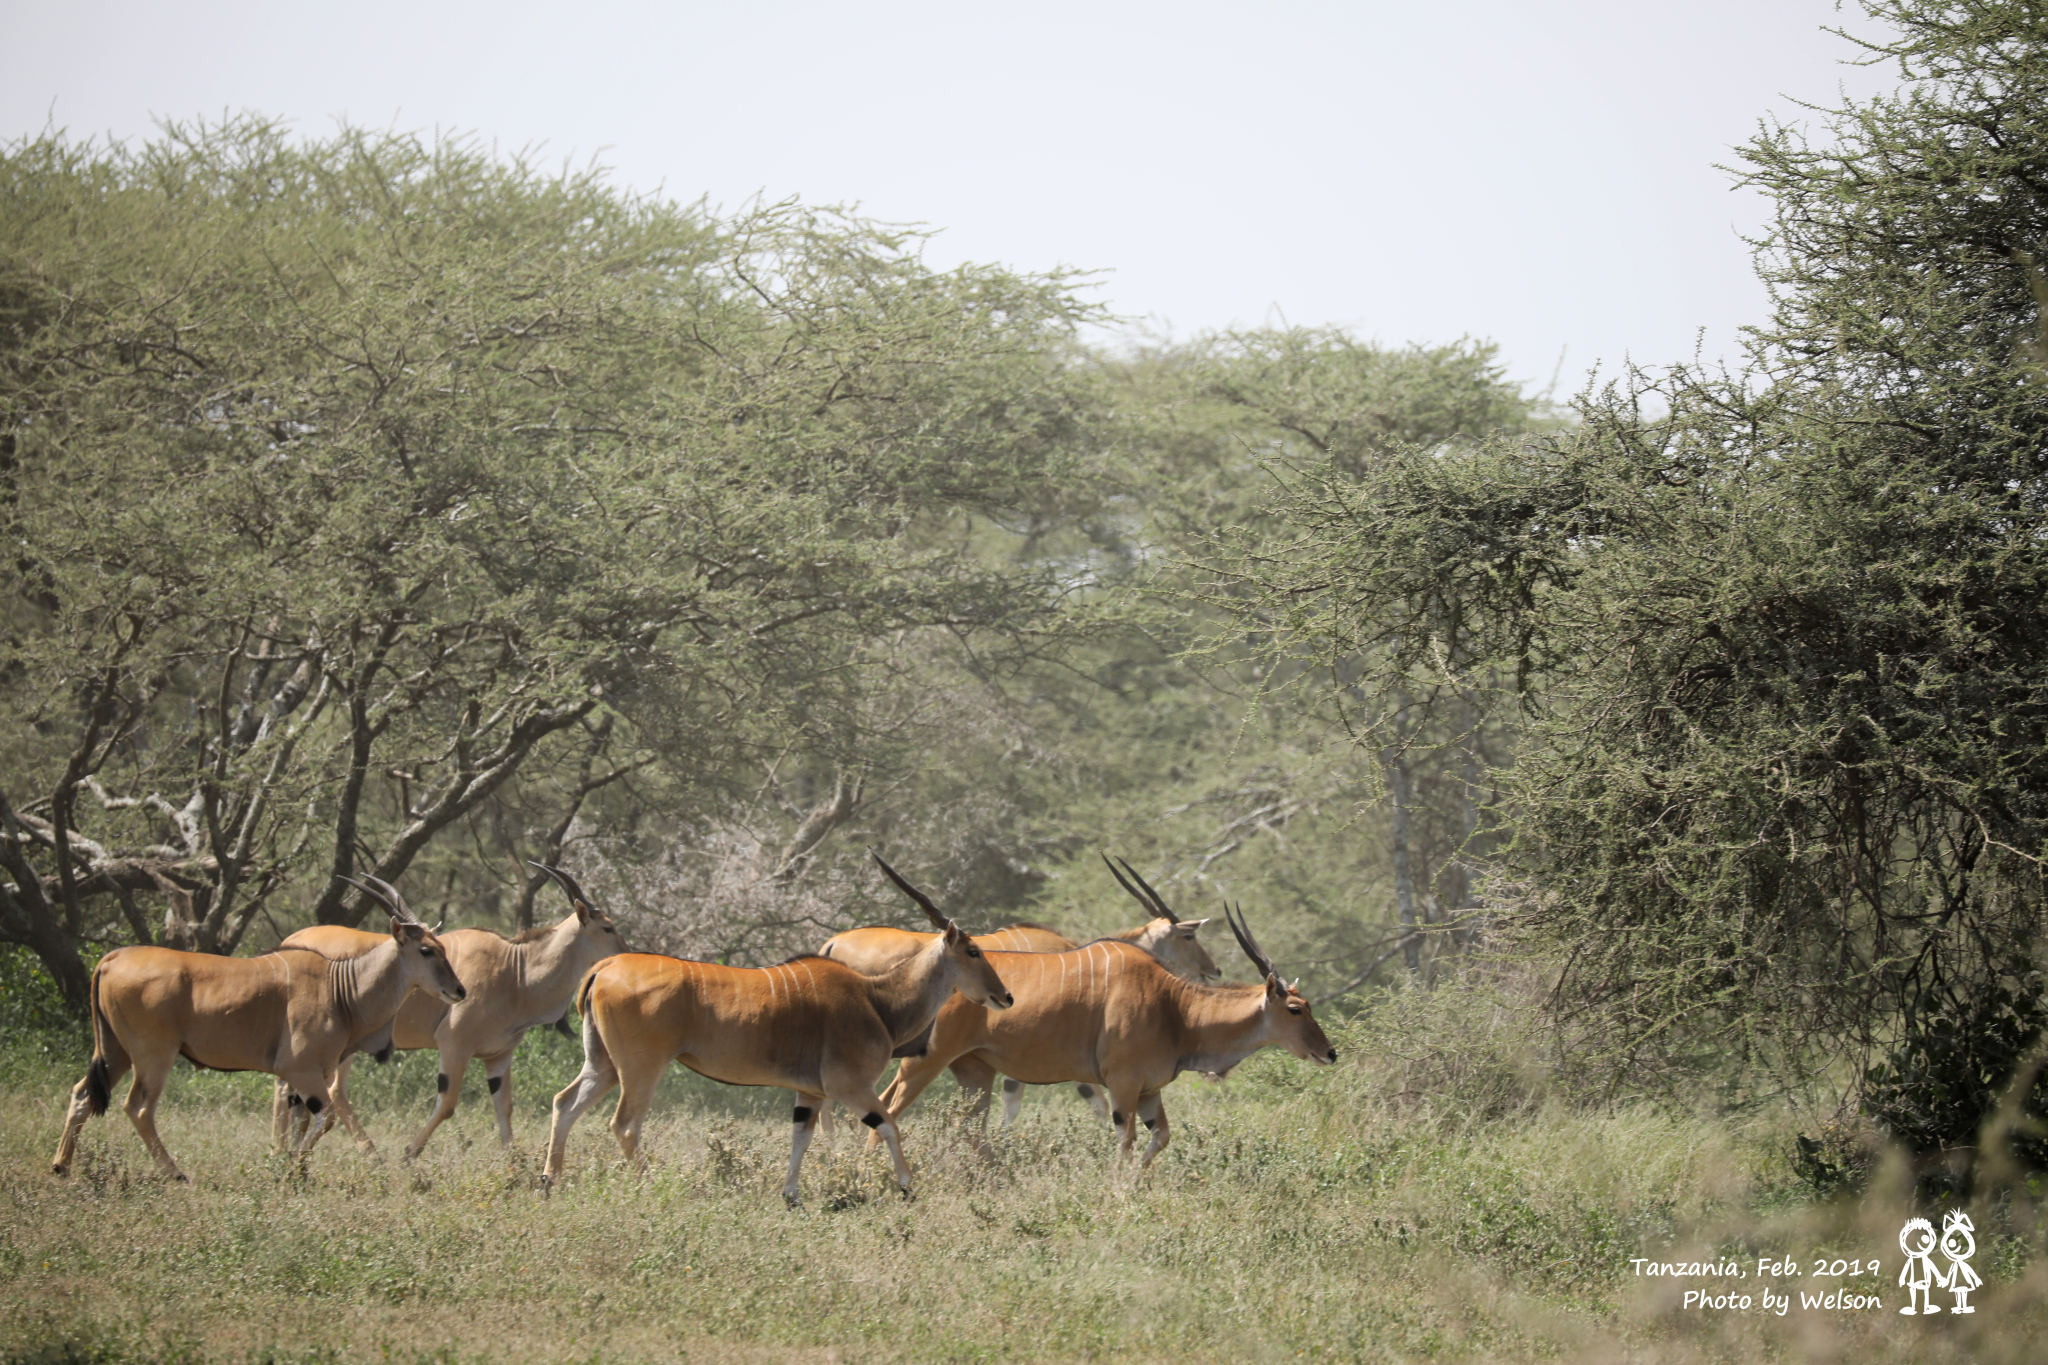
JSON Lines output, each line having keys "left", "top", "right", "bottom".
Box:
{"left": 50, "top": 876, "right": 465, "bottom": 1182}
{"left": 819, "top": 855, "right": 1221, "bottom": 1123}
{"left": 877, "top": 904, "right": 1336, "bottom": 1168}
{"left": 542, "top": 852, "right": 1013, "bottom": 1205}
{"left": 273, "top": 863, "right": 627, "bottom": 1159}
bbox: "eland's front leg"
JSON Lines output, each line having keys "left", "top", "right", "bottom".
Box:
{"left": 784, "top": 1092, "right": 826, "bottom": 1207}
{"left": 404, "top": 1047, "right": 473, "bottom": 1161}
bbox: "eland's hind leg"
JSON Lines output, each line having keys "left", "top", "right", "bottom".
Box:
{"left": 122, "top": 1057, "right": 188, "bottom": 1182}
{"left": 543, "top": 1036, "right": 620, "bottom": 1188}
{"left": 52, "top": 1045, "right": 131, "bottom": 1177}
{"left": 606, "top": 1060, "right": 664, "bottom": 1175}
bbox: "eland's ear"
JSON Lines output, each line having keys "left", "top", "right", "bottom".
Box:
{"left": 390, "top": 915, "right": 405, "bottom": 939}
{"left": 575, "top": 900, "right": 591, "bottom": 925}
{"left": 1265, "top": 972, "right": 1286, "bottom": 997}
{"left": 942, "top": 921, "right": 964, "bottom": 943}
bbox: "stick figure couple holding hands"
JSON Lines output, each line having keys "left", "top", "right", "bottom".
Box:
{"left": 1899, "top": 1210, "right": 1983, "bottom": 1314}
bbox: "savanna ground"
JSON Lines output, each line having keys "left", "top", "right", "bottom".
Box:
{"left": 4, "top": 989, "right": 2046, "bottom": 1365}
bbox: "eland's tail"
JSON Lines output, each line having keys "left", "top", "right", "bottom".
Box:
{"left": 84, "top": 965, "right": 113, "bottom": 1116}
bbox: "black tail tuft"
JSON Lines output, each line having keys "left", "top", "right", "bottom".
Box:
{"left": 86, "top": 1056, "right": 112, "bottom": 1116}
{"left": 84, "top": 965, "right": 113, "bottom": 1115}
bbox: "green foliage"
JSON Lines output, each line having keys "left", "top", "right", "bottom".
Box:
{"left": 11, "top": 1053, "right": 2030, "bottom": 1365}
{"left": 0, "top": 945, "right": 89, "bottom": 1084}
{"left": 1862, "top": 975, "right": 2048, "bottom": 1170}
{"left": 0, "top": 116, "right": 1114, "bottom": 979}
{"left": 1202, "top": 0, "right": 2048, "bottom": 1100}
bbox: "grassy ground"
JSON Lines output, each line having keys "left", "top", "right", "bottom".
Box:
{"left": 3, "top": 1008, "right": 2046, "bottom": 1363}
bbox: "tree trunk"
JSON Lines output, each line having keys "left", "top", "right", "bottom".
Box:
{"left": 0, "top": 788, "right": 91, "bottom": 1016}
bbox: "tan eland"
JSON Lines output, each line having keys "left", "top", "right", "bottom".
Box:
{"left": 51, "top": 876, "right": 464, "bottom": 1181}
{"left": 542, "top": 852, "right": 1012, "bottom": 1205}
{"left": 877, "top": 903, "right": 1336, "bottom": 1168}
{"left": 820, "top": 854, "right": 1221, "bottom": 1123}
{"left": 272, "top": 862, "right": 627, "bottom": 1159}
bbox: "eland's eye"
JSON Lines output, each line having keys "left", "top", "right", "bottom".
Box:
{"left": 420, "top": 946, "right": 434, "bottom": 957}
{"left": 966, "top": 946, "right": 982, "bottom": 958}
{"left": 1287, "top": 1004, "right": 1302, "bottom": 1014}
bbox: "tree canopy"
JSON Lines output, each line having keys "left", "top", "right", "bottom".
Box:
{"left": 1211, "top": 0, "right": 2048, "bottom": 1089}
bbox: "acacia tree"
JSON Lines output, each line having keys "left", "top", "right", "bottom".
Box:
{"left": 1214, "top": 0, "right": 2048, "bottom": 1089}
{"left": 1171, "top": 330, "right": 1531, "bottom": 985}
{"left": 0, "top": 119, "right": 1107, "bottom": 1004}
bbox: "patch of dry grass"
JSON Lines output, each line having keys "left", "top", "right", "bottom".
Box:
{"left": 2, "top": 1023, "right": 2044, "bottom": 1364}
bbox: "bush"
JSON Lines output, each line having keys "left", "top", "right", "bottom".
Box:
{"left": 0, "top": 945, "right": 90, "bottom": 1086}
{"left": 1861, "top": 974, "right": 2048, "bottom": 1184}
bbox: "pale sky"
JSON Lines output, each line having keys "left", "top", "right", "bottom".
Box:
{"left": 4, "top": 0, "right": 1898, "bottom": 393}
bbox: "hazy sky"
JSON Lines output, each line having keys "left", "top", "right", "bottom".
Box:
{"left": 4, "top": 0, "right": 1899, "bottom": 392}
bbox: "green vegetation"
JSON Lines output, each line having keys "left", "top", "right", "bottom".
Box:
{"left": 2, "top": 967, "right": 2044, "bottom": 1365}
{"left": 7, "top": 1, "right": 2048, "bottom": 1359}
{"left": 1206, "top": 0, "right": 2048, "bottom": 1118}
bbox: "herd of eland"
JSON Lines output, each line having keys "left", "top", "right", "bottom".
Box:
{"left": 50, "top": 852, "right": 1335, "bottom": 1204}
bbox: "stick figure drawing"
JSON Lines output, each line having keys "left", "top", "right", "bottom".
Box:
{"left": 1898, "top": 1217, "right": 1947, "bottom": 1314}
{"left": 1940, "top": 1210, "right": 1982, "bottom": 1313}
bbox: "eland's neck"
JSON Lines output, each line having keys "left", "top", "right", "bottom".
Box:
{"left": 511, "top": 916, "right": 600, "bottom": 999}
{"left": 1170, "top": 982, "right": 1274, "bottom": 1078}
{"left": 329, "top": 939, "right": 414, "bottom": 1048}
{"left": 866, "top": 940, "right": 959, "bottom": 1048}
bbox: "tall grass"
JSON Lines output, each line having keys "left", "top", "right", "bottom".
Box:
{"left": 2, "top": 963, "right": 2044, "bottom": 1363}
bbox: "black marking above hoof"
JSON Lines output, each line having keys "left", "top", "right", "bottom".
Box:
{"left": 437, "top": 1074, "right": 449, "bottom": 1094}
{"left": 861, "top": 1112, "right": 885, "bottom": 1130}
{"left": 1112, "top": 1111, "right": 1125, "bottom": 1127}
{"left": 1143, "top": 1118, "right": 1159, "bottom": 1131}
{"left": 488, "top": 1076, "right": 503, "bottom": 1094}
{"left": 793, "top": 1105, "right": 814, "bottom": 1124}
{"left": 305, "top": 1097, "right": 324, "bottom": 1115}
